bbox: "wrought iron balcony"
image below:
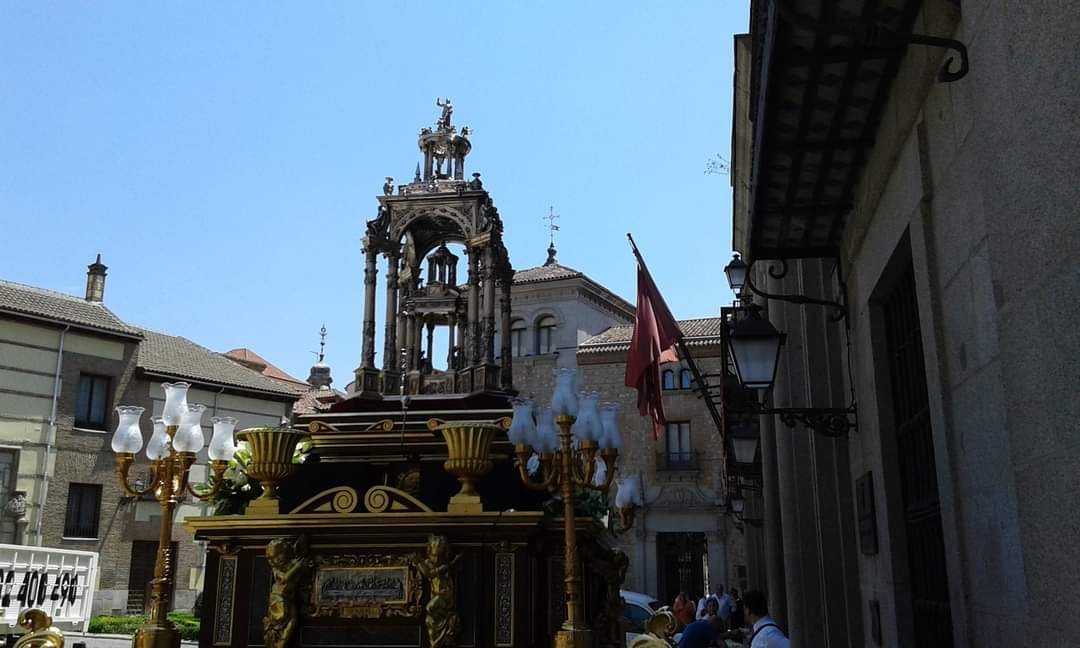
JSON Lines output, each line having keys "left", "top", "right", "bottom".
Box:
{"left": 656, "top": 451, "right": 700, "bottom": 472}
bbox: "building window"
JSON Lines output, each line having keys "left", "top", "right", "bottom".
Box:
{"left": 664, "top": 422, "right": 693, "bottom": 468}
{"left": 537, "top": 316, "right": 557, "bottom": 354}
{"left": 510, "top": 320, "right": 527, "bottom": 357}
{"left": 662, "top": 369, "right": 676, "bottom": 390}
{"left": 75, "top": 374, "right": 110, "bottom": 429}
{"left": 64, "top": 483, "right": 102, "bottom": 539}
{"left": 0, "top": 449, "right": 16, "bottom": 544}
{"left": 679, "top": 368, "right": 692, "bottom": 389}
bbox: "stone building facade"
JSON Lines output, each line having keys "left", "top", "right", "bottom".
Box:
{"left": 730, "top": 2, "right": 1080, "bottom": 646}
{"left": 577, "top": 320, "right": 743, "bottom": 605}
{"left": 0, "top": 259, "right": 299, "bottom": 615}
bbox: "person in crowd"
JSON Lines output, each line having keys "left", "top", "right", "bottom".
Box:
{"left": 697, "top": 583, "right": 726, "bottom": 619}
{"left": 743, "top": 590, "right": 789, "bottom": 648}
{"left": 729, "top": 588, "right": 745, "bottom": 629}
{"left": 678, "top": 604, "right": 725, "bottom": 648}
{"left": 673, "top": 591, "right": 696, "bottom": 628}
{"left": 716, "top": 586, "right": 734, "bottom": 629}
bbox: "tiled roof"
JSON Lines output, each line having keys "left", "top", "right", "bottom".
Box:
{"left": 578, "top": 317, "right": 726, "bottom": 354}
{"left": 223, "top": 348, "right": 307, "bottom": 386}
{"left": 513, "top": 263, "right": 583, "bottom": 285}
{"left": 0, "top": 280, "right": 142, "bottom": 337}
{"left": 136, "top": 328, "right": 304, "bottom": 397}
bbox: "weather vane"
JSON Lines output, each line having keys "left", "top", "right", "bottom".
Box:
{"left": 544, "top": 206, "right": 560, "bottom": 246}
{"left": 311, "top": 324, "right": 327, "bottom": 363}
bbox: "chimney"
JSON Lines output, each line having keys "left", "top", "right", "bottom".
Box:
{"left": 85, "top": 254, "right": 107, "bottom": 302}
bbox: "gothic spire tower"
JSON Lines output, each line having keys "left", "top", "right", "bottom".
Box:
{"left": 355, "top": 101, "right": 514, "bottom": 396}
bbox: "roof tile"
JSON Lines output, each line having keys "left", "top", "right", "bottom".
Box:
{"left": 0, "top": 280, "right": 141, "bottom": 336}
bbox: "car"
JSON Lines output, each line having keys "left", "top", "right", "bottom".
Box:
{"left": 621, "top": 590, "right": 661, "bottom": 647}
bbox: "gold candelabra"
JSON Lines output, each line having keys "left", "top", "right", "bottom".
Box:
{"left": 514, "top": 414, "right": 618, "bottom": 648}
{"left": 110, "top": 385, "right": 238, "bottom": 648}
{"left": 116, "top": 429, "right": 226, "bottom": 648}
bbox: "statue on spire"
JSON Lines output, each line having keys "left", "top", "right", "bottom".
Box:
{"left": 436, "top": 97, "right": 454, "bottom": 131}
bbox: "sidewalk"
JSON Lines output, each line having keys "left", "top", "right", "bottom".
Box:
{"left": 62, "top": 632, "right": 197, "bottom": 648}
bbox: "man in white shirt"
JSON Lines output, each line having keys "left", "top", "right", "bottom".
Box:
{"left": 743, "top": 590, "right": 789, "bottom": 648}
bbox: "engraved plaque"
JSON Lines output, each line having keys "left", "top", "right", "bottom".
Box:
{"left": 317, "top": 567, "right": 408, "bottom": 605}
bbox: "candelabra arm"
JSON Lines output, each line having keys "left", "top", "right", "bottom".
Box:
{"left": 115, "top": 454, "right": 161, "bottom": 498}
{"left": 577, "top": 449, "right": 618, "bottom": 493}
{"left": 515, "top": 457, "right": 560, "bottom": 492}
{"left": 187, "top": 460, "right": 229, "bottom": 501}
{"left": 171, "top": 453, "right": 196, "bottom": 500}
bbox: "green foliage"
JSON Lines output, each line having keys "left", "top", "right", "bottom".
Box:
{"left": 201, "top": 437, "right": 310, "bottom": 515}
{"left": 88, "top": 613, "right": 200, "bottom": 640}
{"left": 543, "top": 487, "right": 610, "bottom": 525}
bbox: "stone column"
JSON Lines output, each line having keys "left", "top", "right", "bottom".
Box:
{"left": 467, "top": 248, "right": 480, "bottom": 365}
{"left": 499, "top": 279, "right": 513, "bottom": 389}
{"left": 425, "top": 319, "right": 436, "bottom": 372}
{"left": 361, "top": 243, "right": 378, "bottom": 369}
{"left": 383, "top": 251, "right": 400, "bottom": 372}
{"left": 456, "top": 310, "right": 466, "bottom": 369}
{"left": 447, "top": 313, "right": 457, "bottom": 368}
{"left": 414, "top": 314, "right": 424, "bottom": 371}
{"left": 482, "top": 247, "right": 496, "bottom": 365}
{"left": 404, "top": 313, "right": 416, "bottom": 372}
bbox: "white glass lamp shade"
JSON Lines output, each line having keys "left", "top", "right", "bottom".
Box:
{"left": 591, "top": 457, "right": 606, "bottom": 486}
{"left": 161, "top": 382, "right": 191, "bottom": 426}
{"left": 723, "top": 253, "right": 748, "bottom": 293}
{"left": 598, "top": 403, "right": 622, "bottom": 449}
{"left": 728, "top": 316, "right": 785, "bottom": 391}
{"left": 146, "top": 416, "right": 171, "bottom": 461}
{"left": 536, "top": 407, "right": 558, "bottom": 453}
{"left": 508, "top": 399, "right": 537, "bottom": 447}
{"left": 571, "top": 392, "right": 601, "bottom": 442}
{"left": 111, "top": 406, "right": 145, "bottom": 454}
{"left": 615, "top": 475, "right": 643, "bottom": 508}
{"left": 208, "top": 416, "right": 239, "bottom": 461}
{"left": 551, "top": 368, "right": 579, "bottom": 418}
{"left": 173, "top": 404, "right": 207, "bottom": 453}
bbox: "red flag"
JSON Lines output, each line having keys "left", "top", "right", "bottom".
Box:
{"left": 624, "top": 245, "right": 682, "bottom": 439}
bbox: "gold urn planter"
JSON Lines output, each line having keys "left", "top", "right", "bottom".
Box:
{"left": 237, "top": 426, "right": 307, "bottom": 515}
{"left": 432, "top": 420, "right": 504, "bottom": 514}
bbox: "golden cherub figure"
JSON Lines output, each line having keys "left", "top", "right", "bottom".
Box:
{"left": 264, "top": 536, "right": 310, "bottom": 648}
{"left": 411, "top": 535, "right": 462, "bottom": 648}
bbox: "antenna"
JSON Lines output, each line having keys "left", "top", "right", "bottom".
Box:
{"left": 544, "top": 206, "right": 560, "bottom": 246}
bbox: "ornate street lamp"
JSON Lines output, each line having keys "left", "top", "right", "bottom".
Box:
{"left": 723, "top": 253, "right": 748, "bottom": 294}
{"left": 727, "top": 314, "right": 785, "bottom": 392}
{"left": 510, "top": 369, "right": 620, "bottom": 648}
{"left": 728, "top": 423, "right": 760, "bottom": 466}
{"left": 111, "top": 382, "right": 237, "bottom": 648}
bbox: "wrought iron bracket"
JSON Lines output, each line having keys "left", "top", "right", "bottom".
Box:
{"left": 729, "top": 401, "right": 857, "bottom": 438}
{"left": 744, "top": 259, "right": 848, "bottom": 322}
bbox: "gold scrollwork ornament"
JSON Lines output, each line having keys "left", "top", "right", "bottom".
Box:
{"left": 264, "top": 536, "right": 312, "bottom": 648}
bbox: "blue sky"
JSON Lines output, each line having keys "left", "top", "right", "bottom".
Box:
{"left": 0, "top": 2, "right": 747, "bottom": 382}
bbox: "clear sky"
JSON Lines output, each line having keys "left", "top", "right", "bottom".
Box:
{"left": 0, "top": 2, "right": 748, "bottom": 383}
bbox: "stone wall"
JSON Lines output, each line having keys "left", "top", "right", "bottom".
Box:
{"left": 731, "top": 1, "right": 1080, "bottom": 645}
{"left": 578, "top": 346, "right": 733, "bottom": 600}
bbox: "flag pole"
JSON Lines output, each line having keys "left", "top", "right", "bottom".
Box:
{"left": 626, "top": 232, "right": 727, "bottom": 439}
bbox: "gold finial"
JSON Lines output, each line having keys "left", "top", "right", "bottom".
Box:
{"left": 14, "top": 610, "right": 64, "bottom": 648}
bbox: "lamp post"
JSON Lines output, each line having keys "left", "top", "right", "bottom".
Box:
{"left": 111, "top": 382, "right": 238, "bottom": 648}
{"left": 509, "top": 369, "right": 621, "bottom": 648}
